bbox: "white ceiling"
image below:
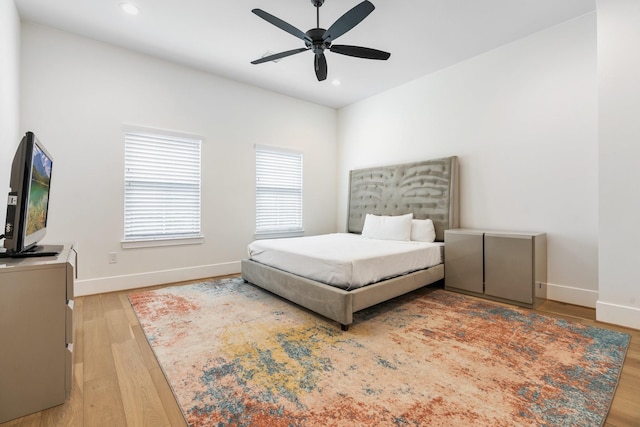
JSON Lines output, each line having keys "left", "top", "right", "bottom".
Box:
{"left": 14, "top": 0, "right": 595, "bottom": 109}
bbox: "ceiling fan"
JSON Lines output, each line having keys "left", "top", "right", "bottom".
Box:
{"left": 250, "top": 0, "right": 391, "bottom": 81}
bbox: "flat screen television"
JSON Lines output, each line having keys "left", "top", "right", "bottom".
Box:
{"left": 2, "top": 131, "right": 59, "bottom": 257}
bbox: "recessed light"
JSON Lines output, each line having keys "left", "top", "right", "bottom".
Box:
{"left": 331, "top": 79, "right": 341, "bottom": 86}
{"left": 120, "top": 2, "right": 140, "bottom": 15}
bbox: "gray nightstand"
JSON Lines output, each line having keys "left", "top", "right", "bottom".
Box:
{"left": 444, "top": 229, "right": 546, "bottom": 308}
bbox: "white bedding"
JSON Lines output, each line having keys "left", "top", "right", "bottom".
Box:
{"left": 248, "top": 233, "right": 443, "bottom": 290}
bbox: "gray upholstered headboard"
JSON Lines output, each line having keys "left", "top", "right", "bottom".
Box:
{"left": 347, "top": 156, "right": 459, "bottom": 242}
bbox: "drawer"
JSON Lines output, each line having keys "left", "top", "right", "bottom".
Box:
{"left": 66, "top": 248, "right": 77, "bottom": 300}
{"left": 65, "top": 300, "right": 74, "bottom": 344}
{"left": 65, "top": 344, "right": 73, "bottom": 397}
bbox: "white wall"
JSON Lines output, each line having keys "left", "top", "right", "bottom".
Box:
{"left": 597, "top": 0, "right": 640, "bottom": 330}
{"left": 0, "top": 0, "right": 21, "bottom": 229}
{"left": 338, "top": 14, "right": 599, "bottom": 307}
{"left": 20, "top": 23, "right": 338, "bottom": 295}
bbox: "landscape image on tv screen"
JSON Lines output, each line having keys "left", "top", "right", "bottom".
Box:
{"left": 26, "top": 144, "right": 52, "bottom": 235}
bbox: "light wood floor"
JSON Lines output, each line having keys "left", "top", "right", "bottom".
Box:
{"left": 2, "top": 276, "right": 638, "bottom": 427}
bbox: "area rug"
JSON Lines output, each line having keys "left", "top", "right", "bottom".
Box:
{"left": 128, "top": 277, "right": 630, "bottom": 427}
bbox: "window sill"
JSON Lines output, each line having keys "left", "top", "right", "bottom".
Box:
{"left": 254, "top": 230, "right": 304, "bottom": 240}
{"left": 121, "top": 236, "right": 204, "bottom": 249}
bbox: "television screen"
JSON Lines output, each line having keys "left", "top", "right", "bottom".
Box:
{"left": 2, "top": 131, "right": 59, "bottom": 257}
{"left": 25, "top": 143, "right": 52, "bottom": 236}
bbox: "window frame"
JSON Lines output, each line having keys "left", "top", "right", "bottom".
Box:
{"left": 122, "top": 125, "right": 203, "bottom": 248}
{"left": 254, "top": 144, "right": 304, "bottom": 239}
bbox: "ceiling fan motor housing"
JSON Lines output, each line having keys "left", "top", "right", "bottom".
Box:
{"left": 305, "top": 28, "right": 330, "bottom": 54}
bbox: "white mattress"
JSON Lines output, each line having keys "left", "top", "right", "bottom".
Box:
{"left": 247, "top": 233, "right": 443, "bottom": 290}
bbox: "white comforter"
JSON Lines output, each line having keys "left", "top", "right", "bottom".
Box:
{"left": 248, "top": 233, "right": 443, "bottom": 290}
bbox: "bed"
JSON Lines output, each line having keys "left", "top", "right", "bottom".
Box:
{"left": 241, "top": 156, "right": 459, "bottom": 330}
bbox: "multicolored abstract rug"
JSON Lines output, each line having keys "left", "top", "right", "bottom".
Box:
{"left": 128, "top": 277, "right": 630, "bottom": 427}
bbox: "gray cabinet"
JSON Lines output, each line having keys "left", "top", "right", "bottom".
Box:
{"left": 445, "top": 229, "right": 546, "bottom": 308}
{"left": 0, "top": 245, "right": 76, "bottom": 423}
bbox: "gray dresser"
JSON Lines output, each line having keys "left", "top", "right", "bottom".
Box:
{"left": 0, "top": 244, "right": 75, "bottom": 423}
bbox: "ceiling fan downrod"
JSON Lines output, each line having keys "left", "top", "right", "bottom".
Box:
{"left": 312, "top": 0, "right": 324, "bottom": 28}
{"left": 308, "top": 0, "right": 327, "bottom": 54}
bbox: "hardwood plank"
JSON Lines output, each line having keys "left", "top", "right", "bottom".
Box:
{"left": 82, "top": 317, "right": 116, "bottom": 383}
{"left": 104, "top": 308, "right": 133, "bottom": 345}
{"left": 538, "top": 299, "right": 597, "bottom": 321}
{"left": 606, "top": 394, "right": 640, "bottom": 427}
{"left": 617, "top": 368, "right": 640, "bottom": 394}
{"left": 112, "top": 339, "right": 172, "bottom": 427}
{"left": 83, "top": 375, "right": 127, "bottom": 427}
{"left": 131, "top": 323, "right": 162, "bottom": 370}
{"left": 119, "top": 293, "right": 141, "bottom": 326}
{"left": 100, "top": 293, "right": 124, "bottom": 313}
{"left": 81, "top": 294, "right": 129, "bottom": 427}
{"left": 80, "top": 293, "right": 102, "bottom": 323}
{"left": 0, "top": 411, "right": 41, "bottom": 426}
{"left": 101, "top": 292, "right": 134, "bottom": 345}
{"left": 148, "top": 366, "right": 187, "bottom": 427}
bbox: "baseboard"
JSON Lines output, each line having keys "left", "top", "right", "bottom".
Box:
{"left": 596, "top": 300, "right": 640, "bottom": 330}
{"left": 546, "top": 282, "right": 599, "bottom": 309}
{"left": 74, "top": 261, "right": 241, "bottom": 296}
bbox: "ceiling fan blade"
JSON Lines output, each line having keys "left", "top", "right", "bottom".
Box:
{"left": 251, "top": 48, "right": 310, "bottom": 64}
{"left": 322, "top": 0, "right": 375, "bottom": 43}
{"left": 330, "top": 45, "right": 390, "bottom": 60}
{"left": 314, "top": 53, "right": 327, "bottom": 81}
{"left": 252, "top": 9, "right": 311, "bottom": 43}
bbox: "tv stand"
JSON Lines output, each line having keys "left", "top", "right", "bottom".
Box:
{"left": 0, "top": 244, "right": 63, "bottom": 258}
{"left": 0, "top": 244, "right": 76, "bottom": 423}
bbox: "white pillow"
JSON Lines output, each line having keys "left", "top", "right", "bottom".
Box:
{"left": 361, "top": 213, "right": 413, "bottom": 241}
{"left": 411, "top": 219, "right": 436, "bottom": 243}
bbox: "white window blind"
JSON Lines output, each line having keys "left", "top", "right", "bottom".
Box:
{"left": 124, "top": 129, "right": 202, "bottom": 242}
{"left": 255, "top": 145, "right": 303, "bottom": 237}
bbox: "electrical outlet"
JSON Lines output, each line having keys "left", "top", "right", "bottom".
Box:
{"left": 108, "top": 252, "right": 118, "bottom": 264}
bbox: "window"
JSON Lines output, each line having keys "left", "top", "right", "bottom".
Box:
{"left": 123, "top": 127, "right": 202, "bottom": 246}
{"left": 255, "top": 145, "right": 303, "bottom": 238}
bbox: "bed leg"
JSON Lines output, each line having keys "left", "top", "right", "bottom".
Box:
{"left": 341, "top": 324, "right": 350, "bottom": 332}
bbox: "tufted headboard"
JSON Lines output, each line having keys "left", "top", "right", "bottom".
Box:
{"left": 347, "top": 156, "right": 459, "bottom": 242}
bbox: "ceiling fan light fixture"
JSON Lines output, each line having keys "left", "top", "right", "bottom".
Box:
{"left": 120, "top": 2, "right": 140, "bottom": 16}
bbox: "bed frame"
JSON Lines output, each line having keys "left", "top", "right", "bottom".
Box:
{"left": 241, "top": 156, "right": 459, "bottom": 330}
